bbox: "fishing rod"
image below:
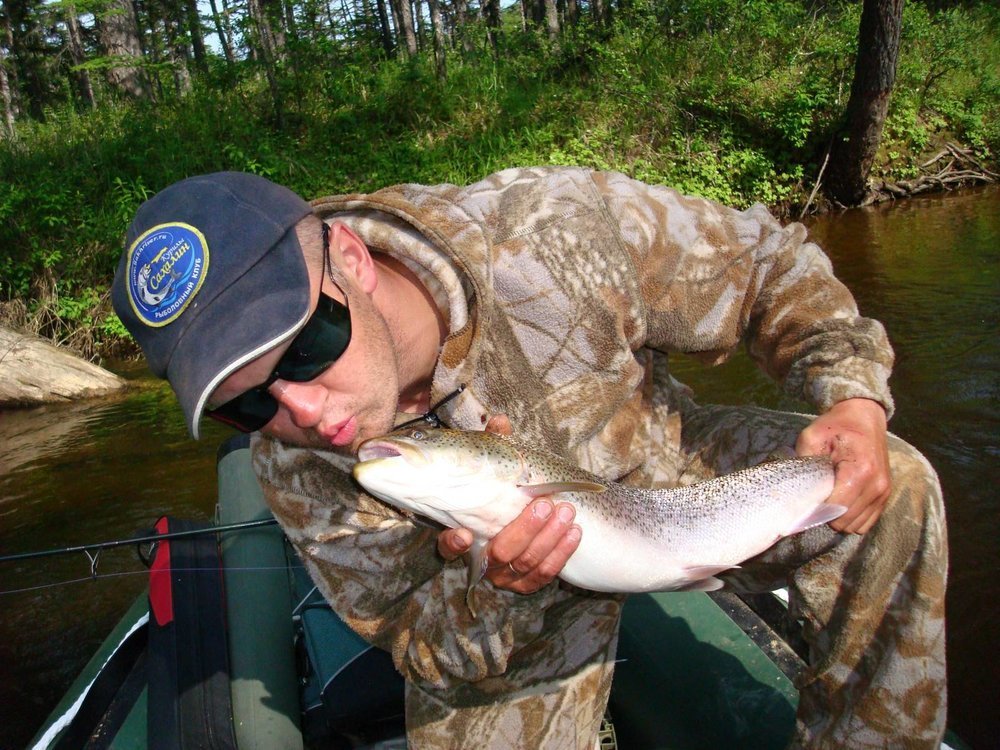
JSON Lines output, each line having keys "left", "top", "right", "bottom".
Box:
{"left": 0, "top": 517, "right": 279, "bottom": 566}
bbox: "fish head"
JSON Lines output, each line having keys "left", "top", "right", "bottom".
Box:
{"left": 352, "top": 427, "right": 530, "bottom": 532}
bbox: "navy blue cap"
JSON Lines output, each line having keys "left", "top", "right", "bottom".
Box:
{"left": 112, "top": 172, "right": 315, "bottom": 438}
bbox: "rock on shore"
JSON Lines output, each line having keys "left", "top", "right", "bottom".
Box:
{"left": 0, "top": 326, "right": 127, "bottom": 407}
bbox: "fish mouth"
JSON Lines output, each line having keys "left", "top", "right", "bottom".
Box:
{"left": 356, "top": 437, "right": 425, "bottom": 465}
{"left": 357, "top": 442, "right": 403, "bottom": 461}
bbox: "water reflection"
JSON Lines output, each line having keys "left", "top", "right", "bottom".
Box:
{"left": 0, "top": 187, "right": 997, "bottom": 749}
{"left": 0, "top": 364, "right": 231, "bottom": 747}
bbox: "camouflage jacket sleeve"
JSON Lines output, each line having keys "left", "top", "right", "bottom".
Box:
{"left": 251, "top": 433, "right": 567, "bottom": 689}
{"left": 591, "top": 171, "right": 895, "bottom": 416}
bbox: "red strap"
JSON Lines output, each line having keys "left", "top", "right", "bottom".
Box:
{"left": 149, "top": 517, "right": 174, "bottom": 626}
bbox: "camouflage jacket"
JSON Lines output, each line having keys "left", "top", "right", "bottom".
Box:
{"left": 252, "top": 166, "right": 894, "bottom": 688}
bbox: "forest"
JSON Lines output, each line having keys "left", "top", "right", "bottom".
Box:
{"left": 1, "top": 0, "right": 998, "bottom": 360}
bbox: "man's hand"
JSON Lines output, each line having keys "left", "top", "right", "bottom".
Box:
{"left": 795, "top": 398, "right": 892, "bottom": 534}
{"left": 436, "top": 415, "right": 582, "bottom": 594}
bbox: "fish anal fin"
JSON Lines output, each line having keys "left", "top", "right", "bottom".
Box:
{"left": 517, "top": 481, "right": 606, "bottom": 498}
{"left": 782, "top": 503, "right": 848, "bottom": 536}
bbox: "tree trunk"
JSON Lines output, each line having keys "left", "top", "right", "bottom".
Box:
{"left": 451, "top": 0, "right": 472, "bottom": 53}
{"left": 282, "top": 0, "right": 298, "bottom": 42}
{"left": 412, "top": 0, "right": 424, "bottom": 46}
{"left": 591, "top": 0, "right": 607, "bottom": 28}
{"left": 247, "top": 0, "right": 284, "bottom": 125}
{"left": 543, "top": 0, "right": 559, "bottom": 40}
{"left": 390, "top": 0, "right": 417, "bottom": 56}
{"left": 183, "top": 0, "right": 208, "bottom": 71}
{"left": 96, "top": 0, "right": 148, "bottom": 100}
{"left": 373, "top": 0, "right": 393, "bottom": 56}
{"left": 162, "top": 15, "right": 192, "bottom": 94}
{"left": 483, "top": 0, "right": 500, "bottom": 53}
{"left": 565, "top": 0, "right": 578, "bottom": 27}
{"left": 0, "top": 45, "right": 14, "bottom": 137}
{"left": 826, "top": 0, "right": 904, "bottom": 206}
{"left": 264, "top": 0, "right": 287, "bottom": 61}
{"left": 5, "top": 0, "right": 47, "bottom": 119}
{"left": 64, "top": 3, "right": 96, "bottom": 108}
{"left": 427, "top": 0, "right": 445, "bottom": 79}
{"left": 1, "top": 4, "right": 18, "bottom": 135}
{"left": 206, "top": 0, "right": 235, "bottom": 63}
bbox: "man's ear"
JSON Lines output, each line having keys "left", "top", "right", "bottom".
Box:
{"left": 330, "top": 221, "right": 378, "bottom": 294}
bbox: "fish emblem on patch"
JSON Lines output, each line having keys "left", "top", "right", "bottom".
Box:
{"left": 125, "top": 222, "right": 209, "bottom": 327}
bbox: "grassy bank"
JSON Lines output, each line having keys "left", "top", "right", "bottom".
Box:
{"left": 2, "top": 0, "right": 998, "bottom": 360}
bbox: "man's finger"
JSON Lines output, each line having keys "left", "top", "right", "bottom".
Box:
{"left": 437, "top": 527, "right": 473, "bottom": 561}
{"left": 506, "top": 503, "right": 577, "bottom": 576}
{"left": 512, "top": 524, "right": 582, "bottom": 593}
{"left": 487, "top": 498, "right": 558, "bottom": 565}
{"left": 485, "top": 414, "right": 513, "bottom": 436}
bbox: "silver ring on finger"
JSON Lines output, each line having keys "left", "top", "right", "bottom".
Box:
{"left": 508, "top": 561, "right": 518, "bottom": 575}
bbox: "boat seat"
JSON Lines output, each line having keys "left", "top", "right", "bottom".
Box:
{"left": 292, "top": 567, "right": 406, "bottom": 748}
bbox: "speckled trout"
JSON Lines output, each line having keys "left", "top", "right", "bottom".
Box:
{"left": 353, "top": 427, "right": 844, "bottom": 597}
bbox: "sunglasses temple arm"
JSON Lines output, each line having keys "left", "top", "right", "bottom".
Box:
{"left": 395, "top": 384, "right": 466, "bottom": 430}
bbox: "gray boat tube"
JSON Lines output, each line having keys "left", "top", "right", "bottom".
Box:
{"left": 217, "top": 434, "right": 303, "bottom": 750}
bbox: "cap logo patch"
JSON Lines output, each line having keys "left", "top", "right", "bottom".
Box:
{"left": 126, "top": 223, "right": 209, "bottom": 327}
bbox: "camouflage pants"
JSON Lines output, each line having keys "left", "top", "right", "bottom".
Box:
{"left": 406, "top": 377, "right": 948, "bottom": 749}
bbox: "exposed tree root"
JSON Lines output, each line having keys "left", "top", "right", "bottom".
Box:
{"left": 862, "top": 143, "right": 998, "bottom": 206}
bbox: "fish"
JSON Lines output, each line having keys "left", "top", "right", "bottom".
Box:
{"left": 352, "top": 427, "right": 844, "bottom": 604}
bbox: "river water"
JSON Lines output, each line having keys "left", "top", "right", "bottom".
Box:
{"left": 1, "top": 186, "right": 996, "bottom": 749}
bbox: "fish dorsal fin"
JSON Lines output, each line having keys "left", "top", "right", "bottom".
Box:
{"left": 782, "top": 503, "right": 848, "bottom": 536}
{"left": 517, "top": 481, "right": 606, "bottom": 498}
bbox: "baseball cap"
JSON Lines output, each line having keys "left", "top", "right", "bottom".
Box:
{"left": 112, "top": 171, "right": 315, "bottom": 438}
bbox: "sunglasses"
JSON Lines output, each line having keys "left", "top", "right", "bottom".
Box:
{"left": 206, "top": 225, "right": 352, "bottom": 433}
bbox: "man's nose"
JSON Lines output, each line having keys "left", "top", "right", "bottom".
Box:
{"left": 270, "top": 379, "right": 325, "bottom": 428}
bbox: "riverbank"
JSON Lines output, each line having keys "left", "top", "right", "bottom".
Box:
{"left": 1, "top": 2, "right": 997, "bottom": 362}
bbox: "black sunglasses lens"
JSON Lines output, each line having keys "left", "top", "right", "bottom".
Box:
{"left": 207, "top": 293, "right": 351, "bottom": 433}
{"left": 207, "top": 387, "right": 279, "bottom": 433}
{"left": 276, "top": 293, "right": 352, "bottom": 381}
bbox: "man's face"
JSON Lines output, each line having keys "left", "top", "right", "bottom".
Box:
{"left": 208, "top": 226, "right": 405, "bottom": 455}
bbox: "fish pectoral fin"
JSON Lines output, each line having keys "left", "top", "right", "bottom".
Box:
{"left": 782, "top": 503, "right": 848, "bottom": 536}
{"left": 682, "top": 563, "right": 737, "bottom": 580}
{"left": 465, "top": 538, "right": 489, "bottom": 620}
{"left": 517, "top": 481, "right": 606, "bottom": 498}
{"left": 676, "top": 576, "right": 726, "bottom": 592}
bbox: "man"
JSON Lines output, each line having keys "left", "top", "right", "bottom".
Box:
{"left": 112, "top": 168, "right": 947, "bottom": 748}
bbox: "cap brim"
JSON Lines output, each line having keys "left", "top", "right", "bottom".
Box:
{"left": 168, "top": 229, "right": 312, "bottom": 438}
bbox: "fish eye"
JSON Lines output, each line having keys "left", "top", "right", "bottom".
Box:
{"left": 410, "top": 429, "right": 425, "bottom": 440}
